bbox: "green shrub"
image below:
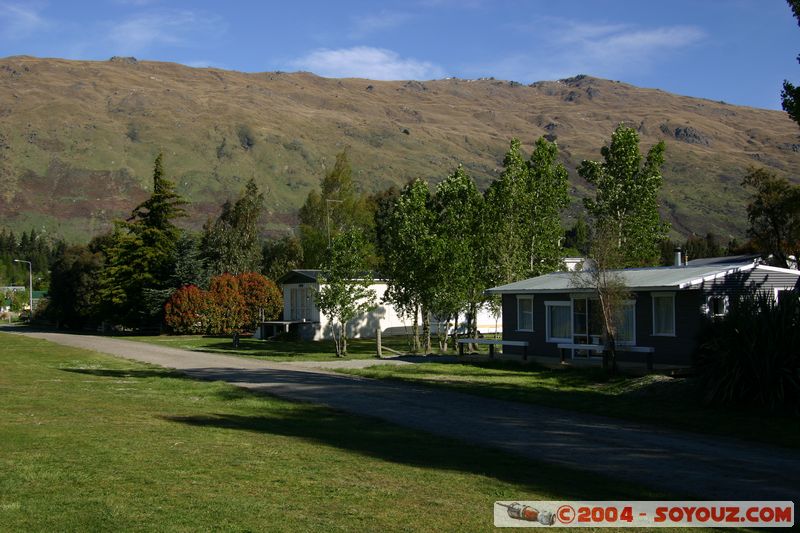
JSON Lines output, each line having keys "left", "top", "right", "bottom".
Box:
{"left": 694, "top": 291, "right": 800, "bottom": 412}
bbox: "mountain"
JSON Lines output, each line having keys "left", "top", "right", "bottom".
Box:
{"left": 1, "top": 56, "right": 798, "bottom": 243}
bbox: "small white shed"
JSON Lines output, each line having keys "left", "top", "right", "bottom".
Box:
{"left": 264, "top": 270, "right": 501, "bottom": 341}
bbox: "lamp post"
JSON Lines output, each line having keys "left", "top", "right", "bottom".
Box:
{"left": 13, "top": 259, "right": 33, "bottom": 319}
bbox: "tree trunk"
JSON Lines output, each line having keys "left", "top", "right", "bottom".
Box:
{"left": 332, "top": 322, "right": 342, "bottom": 357}
{"left": 607, "top": 333, "right": 617, "bottom": 374}
{"left": 468, "top": 302, "right": 478, "bottom": 352}
{"left": 599, "top": 293, "right": 617, "bottom": 374}
{"left": 422, "top": 308, "right": 431, "bottom": 354}
{"left": 451, "top": 311, "right": 459, "bottom": 353}
{"left": 412, "top": 302, "right": 420, "bottom": 353}
{"left": 438, "top": 315, "right": 450, "bottom": 352}
{"left": 341, "top": 322, "right": 347, "bottom": 356}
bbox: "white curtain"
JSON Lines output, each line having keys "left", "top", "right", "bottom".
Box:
{"left": 616, "top": 304, "right": 635, "bottom": 343}
{"left": 653, "top": 295, "right": 674, "bottom": 335}
{"left": 549, "top": 305, "right": 571, "bottom": 339}
{"left": 518, "top": 297, "right": 533, "bottom": 330}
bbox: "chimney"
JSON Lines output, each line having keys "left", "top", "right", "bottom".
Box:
{"left": 674, "top": 247, "right": 683, "bottom": 267}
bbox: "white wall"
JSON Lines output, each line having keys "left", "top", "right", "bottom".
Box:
{"left": 283, "top": 281, "right": 418, "bottom": 340}
{"left": 282, "top": 281, "right": 502, "bottom": 340}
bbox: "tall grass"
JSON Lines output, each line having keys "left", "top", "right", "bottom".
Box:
{"left": 694, "top": 291, "right": 800, "bottom": 412}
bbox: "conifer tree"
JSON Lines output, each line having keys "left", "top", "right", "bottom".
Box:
{"left": 99, "top": 153, "right": 187, "bottom": 326}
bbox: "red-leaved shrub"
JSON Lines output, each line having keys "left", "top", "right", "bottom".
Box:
{"left": 164, "top": 272, "right": 284, "bottom": 335}
{"left": 164, "top": 285, "right": 212, "bottom": 334}
{"left": 237, "top": 271, "right": 283, "bottom": 329}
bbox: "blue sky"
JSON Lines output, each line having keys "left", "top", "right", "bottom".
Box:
{"left": 0, "top": 0, "right": 797, "bottom": 110}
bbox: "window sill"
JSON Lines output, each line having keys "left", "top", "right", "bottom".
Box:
{"left": 652, "top": 333, "right": 676, "bottom": 337}
{"left": 516, "top": 329, "right": 534, "bottom": 333}
{"left": 546, "top": 337, "right": 572, "bottom": 344}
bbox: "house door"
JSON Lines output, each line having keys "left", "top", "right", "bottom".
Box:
{"left": 572, "top": 297, "right": 603, "bottom": 358}
{"left": 289, "top": 287, "right": 312, "bottom": 321}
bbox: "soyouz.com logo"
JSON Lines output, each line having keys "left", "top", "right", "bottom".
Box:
{"left": 493, "top": 501, "right": 794, "bottom": 528}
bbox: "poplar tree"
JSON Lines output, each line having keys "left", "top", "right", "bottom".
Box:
{"left": 579, "top": 125, "right": 668, "bottom": 267}
{"left": 431, "top": 166, "right": 484, "bottom": 346}
{"left": 485, "top": 137, "right": 570, "bottom": 282}
{"left": 484, "top": 139, "right": 529, "bottom": 286}
{"left": 524, "top": 137, "right": 571, "bottom": 275}
{"left": 376, "top": 178, "right": 438, "bottom": 352}
{"left": 315, "top": 228, "right": 377, "bottom": 357}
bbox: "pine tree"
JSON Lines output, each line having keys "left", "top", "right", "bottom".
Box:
{"left": 99, "top": 153, "right": 187, "bottom": 326}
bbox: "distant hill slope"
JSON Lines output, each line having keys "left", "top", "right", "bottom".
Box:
{"left": 1, "top": 56, "right": 798, "bottom": 242}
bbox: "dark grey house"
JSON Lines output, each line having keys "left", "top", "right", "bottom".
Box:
{"left": 486, "top": 256, "right": 800, "bottom": 367}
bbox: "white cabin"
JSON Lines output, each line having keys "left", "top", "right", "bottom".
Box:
{"left": 266, "top": 270, "right": 501, "bottom": 341}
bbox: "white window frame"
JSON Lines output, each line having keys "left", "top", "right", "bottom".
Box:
{"left": 516, "top": 295, "right": 534, "bottom": 332}
{"left": 707, "top": 295, "right": 728, "bottom": 318}
{"left": 545, "top": 301, "right": 572, "bottom": 343}
{"left": 651, "top": 292, "right": 676, "bottom": 337}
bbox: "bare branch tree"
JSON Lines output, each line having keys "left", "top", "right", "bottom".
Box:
{"left": 571, "top": 226, "right": 631, "bottom": 373}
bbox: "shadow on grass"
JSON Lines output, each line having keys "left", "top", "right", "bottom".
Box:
{"left": 199, "top": 340, "right": 320, "bottom": 356}
{"left": 362, "top": 361, "right": 618, "bottom": 387}
{"left": 393, "top": 355, "right": 463, "bottom": 364}
{"left": 162, "top": 409, "right": 667, "bottom": 501}
{"left": 60, "top": 367, "right": 192, "bottom": 380}
{"left": 345, "top": 365, "right": 800, "bottom": 448}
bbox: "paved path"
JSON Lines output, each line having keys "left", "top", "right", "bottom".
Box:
{"left": 10, "top": 329, "right": 800, "bottom": 501}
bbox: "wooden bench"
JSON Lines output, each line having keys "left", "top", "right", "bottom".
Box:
{"left": 457, "top": 338, "right": 529, "bottom": 360}
{"left": 557, "top": 343, "right": 656, "bottom": 370}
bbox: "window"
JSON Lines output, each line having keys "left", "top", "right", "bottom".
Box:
{"left": 707, "top": 295, "right": 728, "bottom": 318}
{"left": 545, "top": 301, "right": 572, "bottom": 342}
{"left": 652, "top": 293, "right": 675, "bottom": 336}
{"left": 517, "top": 295, "right": 534, "bottom": 331}
{"left": 615, "top": 302, "right": 636, "bottom": 345}
{"left": 776, "top": 289, "right": 796, "bottom": 304}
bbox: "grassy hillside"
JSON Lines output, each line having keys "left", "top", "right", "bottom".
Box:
{"left": 1, "top": 55, "right": 798, "bottom": 242}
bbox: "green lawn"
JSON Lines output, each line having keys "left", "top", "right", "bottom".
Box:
{"left": 0, "top": 332, "right": 688, "bottom": 532}
{"left": 125, "top": 334, "right": 429, "bottom": 362}
{"left": 336, "top": 361, "right": 800, "bottom": 450}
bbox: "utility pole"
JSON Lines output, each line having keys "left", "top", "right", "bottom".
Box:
{"left": 13, "top": 259, "right": 33, "bottom": 319}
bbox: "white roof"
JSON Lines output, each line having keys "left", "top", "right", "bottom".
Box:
{"left": 486, "top": 261, "right": 799, "bottom": 294}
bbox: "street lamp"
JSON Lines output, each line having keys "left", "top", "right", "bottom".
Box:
{"left": 13, "top": 259, "right": 33, "bottom": 320}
